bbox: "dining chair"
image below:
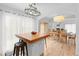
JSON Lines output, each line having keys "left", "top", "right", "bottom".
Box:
{"left": 60, "top": 31, "right": 67, "bottom": 43}
{"left": 67, "top": 33, "right": 76, "bottom": 46}
{"left": 54, "top": 28, "right": 60, "bottom": 41}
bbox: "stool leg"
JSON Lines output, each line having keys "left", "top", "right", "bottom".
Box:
{"left": 21, "top": 46, "right": 25, "bottom": 56}
{"left": 26, "top": 43, "right": 28, "bottom": 56}
{"left": 16, "top": 46, "right": 19, "bottom": 56}
{"left": 23, "top": 46, "right": 25, "bottom": 56}
{"left": 21, "top": 47, "right": 22, "bottom": 56}
{"left": 13, "top": 46, "right": 16, "bottom": 56}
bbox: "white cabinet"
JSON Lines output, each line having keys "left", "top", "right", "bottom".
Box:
{"left": 27, "top": 39, "right": 45, "bottom": 56}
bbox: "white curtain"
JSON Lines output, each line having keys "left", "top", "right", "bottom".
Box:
{"left": 1, "top": 12, "right": 34, "bottom": 55}
{"left": 22, "top": 17, "right": 34, "bottom": 33}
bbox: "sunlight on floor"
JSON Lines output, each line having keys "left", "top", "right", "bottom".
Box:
{"left": 44, "top": 37, "right": 76, "bottom": 56}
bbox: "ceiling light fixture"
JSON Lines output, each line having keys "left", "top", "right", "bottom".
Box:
{"left": 24, "top": 3, "right": 41, "bottom": 17}
{"left": 53, "top": 16, "right": 64, "bottom": 28}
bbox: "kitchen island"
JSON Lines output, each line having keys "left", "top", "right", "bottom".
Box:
{"left": 16, "top": 32, "right": 49, "bottom": 56}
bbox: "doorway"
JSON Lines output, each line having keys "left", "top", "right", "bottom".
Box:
{"left": 40, "top": 22, "right": 48, "bottom": 34}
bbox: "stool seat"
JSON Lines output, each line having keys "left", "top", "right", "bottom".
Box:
{"left": 15, "top": 42, "right": 22, "bottom": 46}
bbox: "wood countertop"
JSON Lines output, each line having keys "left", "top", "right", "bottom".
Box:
{"left": 16, "top": 33, "right": 49, "bottom": 43}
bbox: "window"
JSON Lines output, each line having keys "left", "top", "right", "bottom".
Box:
{"left": 2, "top": 12, "right": 34, "bottom": 55}
{"left": 65, "top": 24, "right": 76, "bottom": 34}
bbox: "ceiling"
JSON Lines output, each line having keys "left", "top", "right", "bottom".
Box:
{"left": 0, "top": 3, "right": 26, "bottom": 12}
{"left": 0, "top": 3, "right": 78, "bottom": 12}
{"left": 0, "top": 3, "right": 79, "bottom": 18}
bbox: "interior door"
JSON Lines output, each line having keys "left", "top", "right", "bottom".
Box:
{"left": 40, "top": 22, "right": 48, "bottom": 34}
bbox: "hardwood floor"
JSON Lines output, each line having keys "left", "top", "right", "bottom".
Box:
{"left": 0, "top": 36, "right": 76, "bottom": 56}
{"left": 44, "top": 37, "right": 76, "bottom": 56}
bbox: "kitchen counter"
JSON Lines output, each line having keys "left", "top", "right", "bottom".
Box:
{"left": 16, "top": 33, "right": 49, "bottom": 56}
